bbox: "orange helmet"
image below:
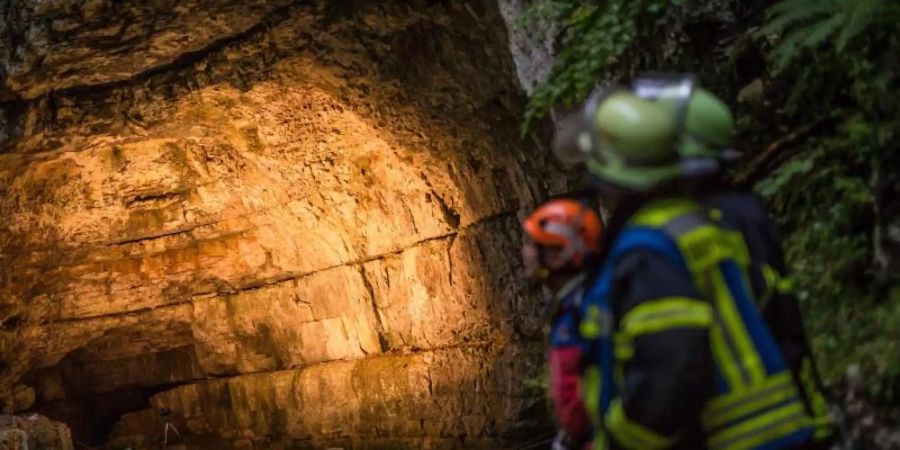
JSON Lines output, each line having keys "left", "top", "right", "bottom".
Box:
{"left": 522, "top": 198, "right": 603, "bottom": 267}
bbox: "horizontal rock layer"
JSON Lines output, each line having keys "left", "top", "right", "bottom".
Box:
{"left": 109, "top": 346, "right": 544, "bottom": 450}
{"left": 0, "top": 0, "right": 294, "bottom": 100}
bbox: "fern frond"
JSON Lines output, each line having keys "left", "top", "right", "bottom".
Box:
{"left": 836, "top": 0, "right": 879, "bottom": 51}
{"left": 801, "top": 13, "right": 846, "bottom": 48}
{"left": 760, "top": 1, "right": 833, "bottom": 36}
{"left": 769, "top": 0, "right": 833, "bottom": 17}
{"left": 567, "top": 4, "right": 599, "bottom": 26}
{"left": 869, "top": 2, "right": 900, "bottom": 30}
{"left": 772, "top": 28, "right": 808, "bottom": 70}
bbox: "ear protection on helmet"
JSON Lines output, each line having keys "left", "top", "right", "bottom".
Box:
{"left": 632, "top": 73, "right": 696, "bottom": 135}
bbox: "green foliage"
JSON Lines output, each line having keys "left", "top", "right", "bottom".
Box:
{"left": 520, "top": 0, "right": 768, "bottom": 133}
{"left": 754, "top": 0, "right": 900, "bottom": 396}
{"left": 759, "top": 0, "right": 900, "bottom": 71}
{"left": 524, "top": 0, "right": 900, "bottom": 400}
{"left": 756, "top": 0, "right": 900, "bottom": 114}
{"left": 525, "top": 369, "right": 553, "bottom": 416}
{"left": 521, "top": 0, "right": 669, "bottom": 133}
{"left": 525, "top": 370, "right": 549, "bottom": 391}
{"left": 753, "top": 156, "right": 815, "bottom": 198}
{"left": 757, "top": 115, "right": 899, "bottom": 396}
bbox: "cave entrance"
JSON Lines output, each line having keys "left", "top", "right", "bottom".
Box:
{"left": 24, "top": 325, "right": 202, "bottom": 445}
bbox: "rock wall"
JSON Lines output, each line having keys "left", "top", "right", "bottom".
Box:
{"left": 0, "top": 414, "right": 73, "bottom": 450}
{"left": 497, "top": 0, "right": 558, "bottom": 96}
{"left": 0, "top": 1, "right": 570, "bottom": 448}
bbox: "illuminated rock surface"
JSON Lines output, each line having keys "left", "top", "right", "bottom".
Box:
{"left": 0, "top": 1, "right": 570, "bottom": 448}
{"left": 0, "top": 414, "right": 73, "bottom": 450}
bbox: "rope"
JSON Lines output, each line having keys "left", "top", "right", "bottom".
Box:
{"left": 510, "top": 430, "right": 556, "bottom": 450}
{"left": 515, "top": 436, "right": 555, "bottom": 450}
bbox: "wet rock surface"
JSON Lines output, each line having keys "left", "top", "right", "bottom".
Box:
{"left": 0, "top": 414, "right": 73, "bottom": 450}
{"left": 0, "top": 0, "right": 570, "bottom": 448}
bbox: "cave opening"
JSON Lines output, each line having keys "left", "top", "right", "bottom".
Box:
{"left": 32, "top": 385, "right": 156, "bottom": 446}
{"left": 0, "top": 1, "right": 569, "bottom": 448}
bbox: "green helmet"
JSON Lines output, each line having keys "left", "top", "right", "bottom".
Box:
{"left": 639, "top": 82, "right": 735, "bottom": 160}
{"left": 581, "top": 90, "right": 681, "bottom": 191}
{"left": 680, "top": 88, "right": 735, "bottom": 159}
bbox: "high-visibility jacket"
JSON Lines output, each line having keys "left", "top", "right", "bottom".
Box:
{"left": 702, "top": 187, "right": 833, "bottom": 446}
{"left": 578, "top": 197, "right": 816, "bottom": 450}
{"left": 547, "top": 274, "right": 592, "bottom": 443}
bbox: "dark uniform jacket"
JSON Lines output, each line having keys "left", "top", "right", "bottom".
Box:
{"left": 590, "top": 188, "right": 832, "bottom": 450}
{"left": 701, "top": 184, "right": 834, "bottom": 449}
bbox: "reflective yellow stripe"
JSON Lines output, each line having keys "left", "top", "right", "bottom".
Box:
{"left": 629, "top": 199, "right": 702, "bottom": 228}
{"left": 776, "top": 276, "right": 795, "bottom": 294}
{"left": 799, "top": 358, "right": 833, "bottom": 440}
{"left": 705, "top": 372, "right": 793, "bottom": 415}
{"left": 813, "top": 416, "right": 833, "bottom": 440}
{"left": 709, "top": 318, "right": 743, "bottom": 387}
{"left": 580, "top": 305, "right": 605, "bottom": 339}
{"left": 723, "top": 230, "right": 751, "bottom": 266}
{"left": 757, "top": 264, "right": 778, "bottom": 306}
{"left": 710, "top": 270, "right": 766, "bottom": 385}
{"left": 620, "top": 297, "right": 713, "bottom": 337}
{"left": 709, "top": 402, "right": 811, "bottom": 450}
{"left": 706, "top": 385, "right": 799, "bottom": 432}
{"left": 677, "top": 226, "right": 751, "bottom": 271}
{"left": 582, "top": 365, "right": 603, "bottom": 432}
{"left": 584, "top": 365, "right": 612, "bottom": 450}
{"left": 762, "top": 265, "right": 780, "bottom": 293}
{"left": 762, "top": 264, "right": 796, "bottom": 296}
{"left": 605, "top": 399, "right": 676, "bottom": 450}
{"left": 691, "top": 268, "right": 745, "bottom": 389}
{"left": 678, "top": 225, "right": 724, "bottom": 270}
{"left": 703, "top": 372, "right": 797, "bottom": 429}
{"left": 672, "top": 223, "right": 764, "bottom": 388}
{"left": 614, "top": 333, "right": 633, "bottom": 361}
{"left": 614, "top": 298, "right": 712, "bottom": 363}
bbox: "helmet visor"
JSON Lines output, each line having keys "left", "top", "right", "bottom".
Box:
{"left": 632, "top": 73, "right": 696, "bottom": 132}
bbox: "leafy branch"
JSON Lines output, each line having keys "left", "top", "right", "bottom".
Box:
{"left": 521, "top": 0, "right": 669, "bottom": 133}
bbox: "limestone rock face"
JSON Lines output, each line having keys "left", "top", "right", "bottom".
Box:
{"left": 0, "top": 1, "right": 570, "bottom": 448}
{"left": 0, "top": 0, "right": 293, "bottom": 100}
{"left": 497, "top": 0, "right": 559, "bottom": 95}
{"left": 0, "top": 414, "right": 73, "bottom": 450}
{"left": 110, "top": 346, "right": 543, "bottom": 450}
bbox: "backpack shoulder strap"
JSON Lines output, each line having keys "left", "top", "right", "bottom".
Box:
{"left": 609, "top": 227, "right": 685, "bottom": 268}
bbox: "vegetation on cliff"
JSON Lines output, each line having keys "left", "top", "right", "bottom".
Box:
{"left": 521, "top": 0, "right": 900, "bottom": 404}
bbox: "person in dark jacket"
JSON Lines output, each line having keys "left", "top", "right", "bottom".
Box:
{"left": 640, "top": 81, "right": 835, "bottom": 447}
{"left": 556, "top": 84, "right": 823, "bottom": 449}
{"left": 522, "top": 198, "right": 604, "bottom": 450}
